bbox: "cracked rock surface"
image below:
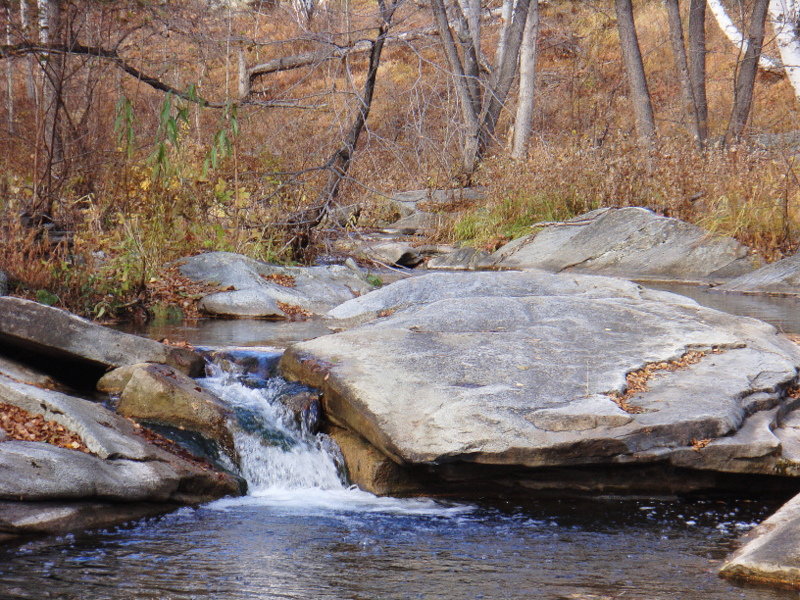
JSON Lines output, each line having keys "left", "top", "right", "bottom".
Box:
{"left": 281, "top": 271, "right": 800, "bottom": 480}
{"left": 488, "top": 207, "right": 760, "bottom": 282}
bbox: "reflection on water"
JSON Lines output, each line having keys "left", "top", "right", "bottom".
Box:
{"left": 645, "top": 282, "right": 800, "bottom": 334}
{"left": 0, "top": 497, "right": 793, "bottom": 600}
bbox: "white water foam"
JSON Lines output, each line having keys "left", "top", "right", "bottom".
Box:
{"left": 199, "top": 361, "right": 471, "bottom": 517}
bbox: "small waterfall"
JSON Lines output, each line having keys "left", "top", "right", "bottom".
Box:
{"left": 198, "top": 349, "right": 471, "bottom": 516}
{"left": 200, "top": 358, "right": 346, "bottom": 494}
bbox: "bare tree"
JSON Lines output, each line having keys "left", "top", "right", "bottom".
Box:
{"left": 431, "top": 0, "right": 531, "bottom": 174}
{"left": 614, "top": 0, "right": 656, "bottom": 144}
{"left": 726, "top": 0, "right": 771, "bottom": 143}
{"left": 688, "top": 0, "right": 709, "bottom": 143}
{"left": 511, "top": 0, "right": 539, "bottom": 160}
{"left": 665, "top": 0, "right": 702, "bottom": 144}
{"left": 4, "top": 3, "right": 12, "bottom": 133}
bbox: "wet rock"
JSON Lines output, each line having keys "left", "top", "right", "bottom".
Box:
{"left": 714, "top": 252, "right": 800, "bottom": 296}
{"left": 282, "top": 271, "right": 800, "bottom": 489}
{"left": 0, "top": 501, "right": 173, "bottom": 537}
{"left": 276, "top": 387, "right": 322, "bottom": 433}
{"left": 720, "top": 491, "right": 800, "bottom": 589}
{"left": 490, "top": 207, "right": 760, "bottom": 283}
{"left": 117, "top": 363, "right": 236, "bottom": 457}
{"left": 0, "top": 297, "right": 203, "bottom": 378}
{"left": 178, "top": 252, "right": 375, "bottom": 318}
{"left": 328, "top": 426, "right": 420, "bottom": 495}
{"left": 427, "top": 247, "right": 493, "bottom": 270}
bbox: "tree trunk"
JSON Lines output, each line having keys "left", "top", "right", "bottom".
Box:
{"left": 481, "top": 0, "right": 530, "bottom": 151}
{"left": 20, "top": 0, "right": 35, "bottom": 100}
{"left": 665, "top": 0, "right": 701, "bottom": 144}
{"left": 288, "top": 0, "right": 399, "bottom": 257}
{"left": 5, "top": 4, "right": 12, "bottom": 133}
{"left": 707, "top": 0, "right": 782, "bottom": 72}
{"left": 688, "top": 0, "right": 708, "bottom": 143}
{"left": 511, "top": 0, "right": 539, "bottom": 159}
{"left": 431, "top": 0, "right": 481, "bottom": 173}
{"left": 768, "top": 0, "right": 800, "bottom": 103}
{"left": 614, "top": 0, "right": 656, "bottom": 144}
{"left": 725, "top": 0, "right": 770, "bottom": 143}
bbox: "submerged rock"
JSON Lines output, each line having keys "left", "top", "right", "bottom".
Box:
{"left": 715, "top": 252, "right": 800, "bottom": 296}
{"left": 0, "top": 297, "right": 203, "bottom": 378}
{"left": 178, "top": 252, "right": 376, "bottom": 318}
{"left": 282, "top": 271, "right": 800, "bottom": 492}
{"left": 488, "top": 207, "right": 760, "bottom": 282}
{"left": 720, "top": 491, "right": 800, "bottom": 589}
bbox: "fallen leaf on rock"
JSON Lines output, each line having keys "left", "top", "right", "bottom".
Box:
{"left": 0, "top": 402, "right": 91, "bottom": 453}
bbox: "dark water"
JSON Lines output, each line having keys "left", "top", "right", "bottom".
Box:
{"left": 0, "top": 497, "right": 793, "bottom": 600}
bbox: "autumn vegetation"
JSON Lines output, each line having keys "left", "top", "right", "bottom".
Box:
{"left": 1, "top": 0, "right": 799, "bottom": 320}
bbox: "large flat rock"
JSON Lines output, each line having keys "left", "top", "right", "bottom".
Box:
{"left": 720, "top": 491, "right": 800, "bottom": 588}
{"left": 178, "top": 252, "right": 376, "bottom": 318}
{"left": 282, "top": 272, "right": 800, "bottom": 485}
{"left": 488, "top": 207, "right": 760, "bottom": 282}
{"left": 0, "top": 297, "right": 203, "bottom": 377}
{"left": 715, "top": 252, "right": 800, "bottom": 296}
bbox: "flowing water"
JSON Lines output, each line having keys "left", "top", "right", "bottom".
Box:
{"left": 3, "top": 288, "right": 800, "bottom": 599}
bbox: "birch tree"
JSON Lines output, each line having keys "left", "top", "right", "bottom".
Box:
{"left": 708, "top": 0, "right": 782, "bottom": 71}
{"left": 768, "top": 0, "right": 800, "bottom": 102}
{"left": 726, "top": 0, "right": 771, "bottom": 142}
{"left": 511, "top": 0, "right": 539, "bottom": 159}
{"left": 431, "top": 0, "right": 532, "bottom": 174}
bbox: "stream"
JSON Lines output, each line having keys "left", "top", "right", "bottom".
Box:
{"left": 1, "top": 282, "right": 800, "bottom": 599}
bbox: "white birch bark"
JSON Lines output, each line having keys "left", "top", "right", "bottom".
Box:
{"left": 768, "top": 0, "right": 800, "bottom": 101}
{"left": 511, "top": 0, "right": 538, "bottom": 159}
{"left": 708, "top": 0, "right": 782, "bottom": 71}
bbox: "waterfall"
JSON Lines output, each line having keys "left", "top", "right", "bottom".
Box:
{"left": 198, "top": 350, "right": 470, "bottom": 516}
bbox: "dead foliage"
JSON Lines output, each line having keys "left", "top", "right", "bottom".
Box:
{"left": 377, "top": 309, "right": 395, "bottom": 318}
{"left": 261, "top": 273, "right": 297, "bottom": 287}
{"left": 609, "top": 349, "right": 721, "bottom": 414}
{"left": 147, "top": 266, "right": 229, "bottom": 319}
{"left": 0, "top": 402, "right": 91, "bottom": 453}
{"left": 691, "top": 438, "right": 712, "bottom": 451}
{"left": 277, "top": 301, "right": 313, "bottom": 320}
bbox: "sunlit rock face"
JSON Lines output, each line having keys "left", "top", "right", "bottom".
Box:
{"left": 282, "top": 271, "right": 800, "bottom": 486}
{"left": 489, "top": 207, "right": 760, "bottom": 282}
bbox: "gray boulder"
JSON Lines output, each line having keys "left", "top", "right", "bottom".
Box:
{"left": 0, "top": 297, "right": 203, "bottom": 377}
{"left": 719, "top": 491, "right": 800, "bottom": 588}
{"left": 489, "top": 207, "right": 760, "bottom": 282}
{"left": 282, "top": 271, "right": 800, "bottom": 492}
{"left": 178, "top": 252, "right": 376, "bottom": 318}
{"left": 427, "top": 247, "right": 492, "bottom": 270}
{"left": 0, "top": 375, "right": 241, "bottom": 503}
{"left": 715, "top": 252, "right": 800, "bottom": 295}
{"left": 115, "top": 363, "right": 236, "bottom": 456}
